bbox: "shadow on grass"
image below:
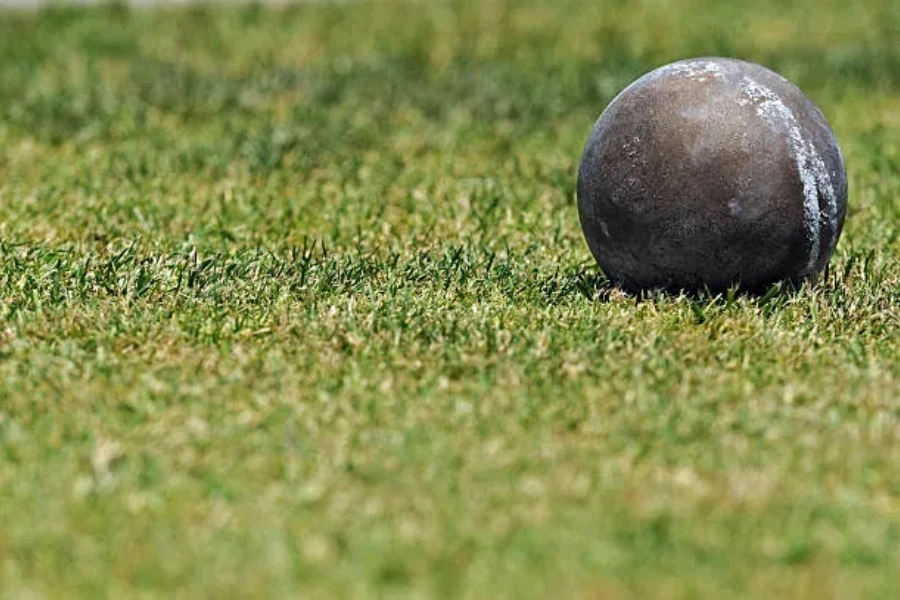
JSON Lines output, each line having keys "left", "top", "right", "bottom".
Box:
{"left": 558, "top": 263, "right": 803, "bottom": 306}
{"left": 558, "top": 264, "right": 823, "bottom": 324}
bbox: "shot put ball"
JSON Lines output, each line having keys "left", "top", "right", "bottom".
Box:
{"left": 577, "top": 57, "right": 847, "bottom": 292}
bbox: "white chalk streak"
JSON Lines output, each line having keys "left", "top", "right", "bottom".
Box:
{"left": 740, "top": 76, "right": 836, "bottom": 277}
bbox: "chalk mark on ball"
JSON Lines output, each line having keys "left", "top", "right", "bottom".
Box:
{"left": 739, "top": 75, "right": 837, "bottom": 278}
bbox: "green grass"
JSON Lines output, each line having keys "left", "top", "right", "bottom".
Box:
{"left": 0, "top": 0, "right": 898, "bottom": 597}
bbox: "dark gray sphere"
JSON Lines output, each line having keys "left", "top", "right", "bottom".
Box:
{"left": 577, "top": 57, "right": 847, "bottom": 292}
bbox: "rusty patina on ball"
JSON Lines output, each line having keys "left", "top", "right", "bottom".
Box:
{"left": 577, "top": 57, "right": 847, "bottom": 292}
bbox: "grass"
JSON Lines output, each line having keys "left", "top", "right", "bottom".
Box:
{"left": 0, "top": 0, "right": 898, "bottom": 597}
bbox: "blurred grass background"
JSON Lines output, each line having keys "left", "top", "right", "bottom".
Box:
{"left": 0, "top": 0, "right": 898, "bottom": 597}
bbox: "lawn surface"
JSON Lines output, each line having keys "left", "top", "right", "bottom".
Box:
{"left": 1, "top": 0, "right": 898, "bottom": 597}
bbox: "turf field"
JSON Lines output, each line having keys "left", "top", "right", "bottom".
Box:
{"left": 0, "top": 0, "right": 898, "bottom": 597}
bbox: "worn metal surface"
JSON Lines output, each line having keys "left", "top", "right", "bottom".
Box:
{"left": 577, "top": 57, "right": 847, "bottom": 292}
